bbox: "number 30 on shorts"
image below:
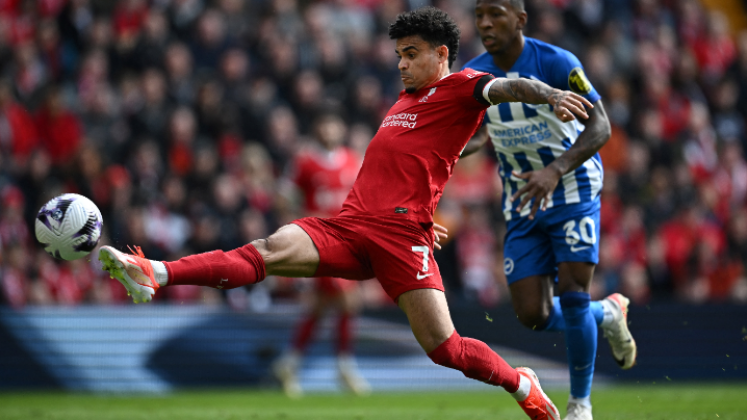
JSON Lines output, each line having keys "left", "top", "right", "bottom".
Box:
{"left": 563, "top": 217, "right": 596, "bottom": 246}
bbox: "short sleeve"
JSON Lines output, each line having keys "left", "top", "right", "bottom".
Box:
{"left": 547, "top": 51, "right": 601, "bottom": 104}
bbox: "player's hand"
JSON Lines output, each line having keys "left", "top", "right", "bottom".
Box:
{"left": 433, "top": 223, "right": 448, "bottom": 250}
{"left": 548, "top": 90, "right": 592, "bottom": 122}
{"left": 510, "top": 166, "right": 562, "bottom": 220}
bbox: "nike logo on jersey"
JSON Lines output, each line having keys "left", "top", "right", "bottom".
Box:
{"left": 570, "top": 245, "right": 591, "bottom": 253}
{"left": 416, "top": 272, "right": 433, "bottom": 280}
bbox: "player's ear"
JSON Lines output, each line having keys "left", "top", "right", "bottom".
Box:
{"left": 516, "top": 10, "right": 528, "bottom": 31}
{"left": 436, "top": 45, "right": 449, "bottom": 63}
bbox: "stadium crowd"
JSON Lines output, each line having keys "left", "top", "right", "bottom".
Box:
{"left": 1, "top": 0, "right": 747, "bottom": 308}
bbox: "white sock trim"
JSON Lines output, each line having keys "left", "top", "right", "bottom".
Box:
{"left": 568, "top": 395, "right": 592, "bottom": 408}
{"left": 600, "top": 299, "right": 615, "bottom": 329}
{"left": 151, "top": 260, "right": 169, "bottom": 286}
{"left": 511, "top": 374, "right": 531, "bottom": 402}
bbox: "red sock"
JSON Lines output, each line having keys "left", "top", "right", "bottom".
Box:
{"left": 427, "top": 330, "right": 520, "bottom": 393}
{"left": 292, "top": 315, "right": 319, "bottom": 352}
{"left": 336, "top": 313, "right": 352, "bottom": 354}
{"left": 164, "top": 244, "right": 266, "bottom": 289}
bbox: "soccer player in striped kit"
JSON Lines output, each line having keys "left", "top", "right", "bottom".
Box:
{"left": 461, "top": 1, "right": 637, "bottom": 419}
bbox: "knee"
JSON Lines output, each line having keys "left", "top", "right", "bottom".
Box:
{"left": 515, "top": 306, "right": 550, "bottom": 331}
{"left": 427, "top": 333, "right": 462, "bottom": 368}
{"left": 249, "top": 238, "right": 271, "bottom": 259}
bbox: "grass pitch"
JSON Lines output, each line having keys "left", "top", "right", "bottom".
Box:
{"left": 1, "top": 384, "right": 745, "bottom": 420}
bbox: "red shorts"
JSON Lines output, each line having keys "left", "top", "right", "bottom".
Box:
{"left": 315, "top": 276, "right": 357, "bottom": 295}
{"left": 293, "top": 214, "right": 443, "bottom": 302}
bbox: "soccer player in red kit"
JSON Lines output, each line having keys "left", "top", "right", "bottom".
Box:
{"left": 100, "top": 7, "right": 590, "bottom": 419}
{"left": 273, "top": 112, "right": 371, "bottom": 397}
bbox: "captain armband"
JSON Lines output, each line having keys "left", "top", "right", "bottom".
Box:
{"left": 472, "top": 74, "right": 497, "bottom": 107}
{"left": 482, "top": 78, "right": 500, "bottom": 106}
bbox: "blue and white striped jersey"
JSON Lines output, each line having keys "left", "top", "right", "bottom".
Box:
{"left": 462, "top": 37, "right": 603, "bottom": 221}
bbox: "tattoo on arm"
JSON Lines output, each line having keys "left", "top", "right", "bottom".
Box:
{"left": 487, "top": 78, "right": 556, "bottom": 105}
{"left": 548, "top": 101, "right": 611, "bottom": 175}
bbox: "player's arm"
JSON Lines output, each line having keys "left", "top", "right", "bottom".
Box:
{"left": 511, "top": 100, "right": 611, "bottom": 219}
{"left": 486, "top": 78, "right": 592, "bottom": 121}
{"left": 460, "top": 125, "right": 489, "bottom": 157}
{"left": 542, "top": 100, "right": 611, "bottom": 176}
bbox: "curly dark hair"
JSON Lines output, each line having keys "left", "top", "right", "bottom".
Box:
{"left": 388, "top": 7, "right": 460, "bottom": 69}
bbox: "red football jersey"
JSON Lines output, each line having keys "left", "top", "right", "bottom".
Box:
{"left": 291, "top": 146, "right": 362, "bottom": 218}
{"left": 341, "top": 69, "right": 493, "bottom": 225}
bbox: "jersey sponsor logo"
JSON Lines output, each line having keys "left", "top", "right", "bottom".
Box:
{"left": 568, "top": 67, "right": 592, "bottom": 95}
{"left": 570, "top": 245, "right": 591, "bottom": 253}
{"left": 490, "top": 121, "right": 552, "bottom": 147}
{"left": 419, "top": 87, "right": 437, "bottom": 102}
{"left": 381, "top": 112, "right": 418, "bottom": 129}
{"left": 504, "top": 258, "right": 514, "bottom": 275}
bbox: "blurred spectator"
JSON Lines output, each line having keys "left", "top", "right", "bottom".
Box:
{"left": 692, "top": 10, "right": 736, "bottom": 84}
{"left": 164, "top": 42, "right": 196, "bottom": 105}
{"left": 0, "top": 80, "right": 38, "bottom": 169}
{"left": 130, "top": 67, "right": 172, "bottom": 140}
{"left": 34, "top": 85, "right": 83, "bottom": 167}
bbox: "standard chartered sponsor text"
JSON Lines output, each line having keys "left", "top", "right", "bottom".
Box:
{"left": 491, "top": 121, "right": 552, "bottom": 147}
{"left": 382, "top": 113, "right": 418, "bottom": 129}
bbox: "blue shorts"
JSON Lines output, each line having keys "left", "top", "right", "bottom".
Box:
{"left": 503, "top": 200, "right": 600, "bottom": 284}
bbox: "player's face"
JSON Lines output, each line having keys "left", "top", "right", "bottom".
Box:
{"left": 475, "top": 0, "right": 526, "bottom": 55}
{"left": 395, "top": 35, "right": 445, "bottom": 94}
{"left": 316, "top": 117, "right": 346, "bottom": 150}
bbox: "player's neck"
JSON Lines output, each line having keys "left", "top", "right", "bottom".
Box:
{"left": 419, "top": 64, "right": 451, "bottom": 91}
{"left": 491, "top": 33, "right": 525, "bottom": 72}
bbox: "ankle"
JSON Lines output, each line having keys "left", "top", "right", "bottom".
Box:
{"left": 151, "top": 260, "right": 169, "bottom": 286}
{"left": 510, "top": 374, "right": 531, "bottom": 401}
{"left": 569, "top": 395, "right": 591, "bottom": 408}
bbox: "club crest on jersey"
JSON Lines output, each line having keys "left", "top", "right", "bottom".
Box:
{"left": 419, "top": 87, "right": 437, "bottom": 103}
{"left": 568, "top": 67, "right": 592, "bottom": 94}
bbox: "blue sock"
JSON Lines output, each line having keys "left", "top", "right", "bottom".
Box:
{"left": 540, "top": 296, "right": 604, "bottom": 332}
{"left": 559, "top": 292, "right": 597, "bottom": 399}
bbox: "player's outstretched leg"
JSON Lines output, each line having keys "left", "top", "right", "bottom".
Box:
{"left": 399, "top": 288, "right": 560, "bottom": 420}
{"left": 98, "top": 224, "right": 319, "bottom": 303}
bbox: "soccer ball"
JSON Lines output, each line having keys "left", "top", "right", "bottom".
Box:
{"left": 35, "top": 193, "right": 103, "bottom": 261}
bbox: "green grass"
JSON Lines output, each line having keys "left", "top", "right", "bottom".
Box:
{"left": 1, "top": 385, "right": 745, "bottom": 420}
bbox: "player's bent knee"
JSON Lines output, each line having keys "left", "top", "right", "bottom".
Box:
{"left": 516, "top": 309, "right": 549, "bottom": 331}
{"left": 249, "top": 238, "right": 271, "bottom": 258}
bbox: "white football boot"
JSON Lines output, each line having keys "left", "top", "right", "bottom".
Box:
{"left": 337, "top": 354, "right": 371, "bottom": 396}
{"left": 564, "top": 401, "right": 593, "bottom": 420}
{"left": 272, "top": 352, "right": 303, "bottom": 399}
{"left": 601, "top": 293, "right": 637, "bottom": 369}
{"left": 98, "top": 245, "right": 159, "bottom": 304}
